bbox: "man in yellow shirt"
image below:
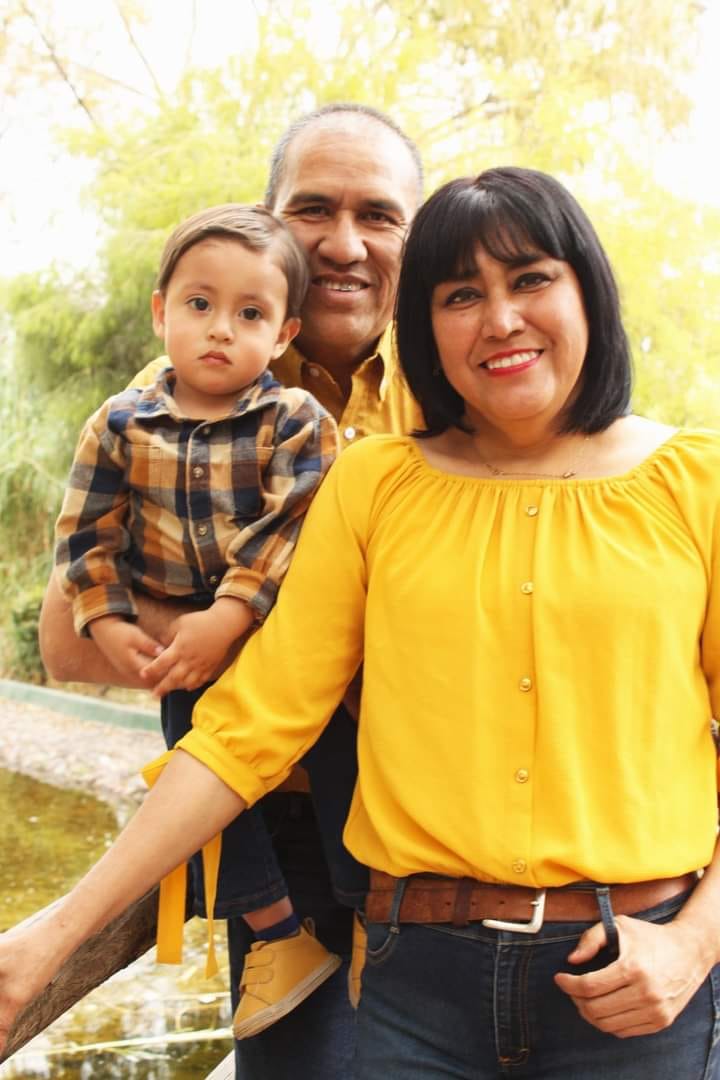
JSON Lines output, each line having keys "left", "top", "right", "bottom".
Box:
{"left": 39, "top": 102, "right": 424, "bottom": 1079}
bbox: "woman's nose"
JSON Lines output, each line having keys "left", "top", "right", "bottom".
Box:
{"left": 481, "top": 294, "right": 524, "bottom": 339}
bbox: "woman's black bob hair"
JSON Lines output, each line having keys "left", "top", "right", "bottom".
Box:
{"left": 395, "top": 167, "right": 632, "bottom": 436}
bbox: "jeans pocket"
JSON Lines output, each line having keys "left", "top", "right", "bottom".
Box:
{"left": 365, "top": 920, "right": 401, "bottom": 967}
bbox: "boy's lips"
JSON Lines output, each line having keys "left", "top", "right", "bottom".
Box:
{"left": 200, "top": 351, "right": 231, "bottom": 365}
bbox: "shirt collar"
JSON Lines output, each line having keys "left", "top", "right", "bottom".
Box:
{"left": 272, "top": 324, "right": 397, "bottom": 401}
{"left": 133, "top": 368, "right": 284, "bottom": 422}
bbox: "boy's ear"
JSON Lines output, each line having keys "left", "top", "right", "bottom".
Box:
{"left": 150, "top": 290, "right": 166, "bottom": 337}
{"left": 271, "top": 316, "right": 301, "bottom": 359}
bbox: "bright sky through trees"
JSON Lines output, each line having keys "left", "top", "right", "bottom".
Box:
{"left": 0, "top": 0, "right": 718, "bottom": 276}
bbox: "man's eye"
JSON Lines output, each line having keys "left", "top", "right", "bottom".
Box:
{"left": 364, "top": 210, "right": 394, "bottom": 224}
{"left": 297, "top": 205, "right": 329, "bottom": 218}
{"left": 240, "top": 307, "right": 262, "bottom": 321}
{"left": 188, "top": 297, "right": 210, "bottom": 311}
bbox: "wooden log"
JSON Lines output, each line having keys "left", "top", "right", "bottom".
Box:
{"left": 0, "top": 886, "right": 184, "bottom": 1062}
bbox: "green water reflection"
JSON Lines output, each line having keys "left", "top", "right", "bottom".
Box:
{"left": 0, "top": 770, "right": 232, "bottom": 1078}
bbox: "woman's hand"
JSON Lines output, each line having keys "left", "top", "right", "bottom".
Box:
{"left": 0, "top": 910, "right": 71, "bottom": 1056}
{"left": 554, "top": 913, "right": 710, "bottom": 1037}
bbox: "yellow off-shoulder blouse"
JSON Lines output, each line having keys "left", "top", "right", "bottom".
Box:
{"left": 179, "top": 430, "right": 720, "bottom": 888}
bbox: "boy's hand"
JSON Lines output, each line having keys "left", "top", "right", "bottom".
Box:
{"left": 88, "top": 615, "right": 164, "bottom": 682}
{"left": 140, "top": 598, "right": 254, "bottom": 698}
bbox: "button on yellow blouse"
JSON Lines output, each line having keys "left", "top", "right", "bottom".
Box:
{"left": 184, "top": 432, "right": 720, "bottom": 890}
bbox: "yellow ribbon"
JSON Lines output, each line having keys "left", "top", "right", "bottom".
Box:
{"left": 142, "top": 749, "right": 221, "bottom": 978}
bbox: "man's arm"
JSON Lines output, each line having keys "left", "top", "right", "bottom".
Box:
{"left": 39, "top": 569, "right": 194, "bottom": 687}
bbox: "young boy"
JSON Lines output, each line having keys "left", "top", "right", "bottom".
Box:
{"left": 54, "top": 204, "right": 340, "bottom": 1038}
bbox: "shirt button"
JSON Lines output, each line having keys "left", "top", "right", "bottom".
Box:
{"left": 519, "top": 677, "right": 533, "bottom": 692}
{"left": 308, "top": 365, "right": 321, "bottom": 377}
{"left": 197, "top": 524, "right": 209, "bottom": 537}
{"left": 512, "top": 859, "right": 527, "bottom": 874}
{"left": 208, "top": 574, "right": 219, "bottom": 586}
{"left": 525, "top": 505, "right": 539, "bottom": 517}
{"left": 192, "top": 466, "right": 204, "bottom": 479}
{"left": 520, "top": 581, "right": 534, "bottom": 595}
{"left": 201, "top": 426, "right": 211, "bottom": 436}
{"left": 515, "top": 768, "right": 529, "bottom": 784}
{"left": 343, "top": 426, "right": 356, "bottom": 441}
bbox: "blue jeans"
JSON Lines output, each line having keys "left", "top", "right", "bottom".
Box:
{"left": 356, "top": 888, "right": 720, "bottom": 1079}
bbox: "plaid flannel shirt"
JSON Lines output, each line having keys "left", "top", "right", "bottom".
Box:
{"left": 55, "top": 369, "right": 338, "bottom": 636}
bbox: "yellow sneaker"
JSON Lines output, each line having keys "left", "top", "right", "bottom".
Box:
{"left": 232, "top": 919, "right": 341, "bottom": 1039}
{"left": 348, "top": 910, "right": 367, "bottom": 1009}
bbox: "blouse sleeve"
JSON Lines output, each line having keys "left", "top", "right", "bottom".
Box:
{"left": 701, "top": 484, "right": 720, "bottom": 725}
{"left": 176, "top": 439, "right": 373, "bottom": 805}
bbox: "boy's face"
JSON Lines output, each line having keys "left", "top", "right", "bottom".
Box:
{"left": 151, "top": 238, "right": 300, "bottom": 418}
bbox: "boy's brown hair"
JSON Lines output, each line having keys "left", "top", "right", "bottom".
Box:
{"left": 155, "top": 204, "right": 309, "bottom": 317}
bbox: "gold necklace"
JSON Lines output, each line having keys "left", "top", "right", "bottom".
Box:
{"left": 478, "top": 435, "right": 591, "bottom": 479}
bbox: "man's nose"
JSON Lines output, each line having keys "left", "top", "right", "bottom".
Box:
{"left": 317, "top": 213, "right": 367, "bottom": 264}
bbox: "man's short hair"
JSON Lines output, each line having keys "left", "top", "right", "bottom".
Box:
{"left": 155, "top": 204, "right": 309, "bottom": 317}
{"left": 265, "top": 103, "right": 424, "bottom": 207}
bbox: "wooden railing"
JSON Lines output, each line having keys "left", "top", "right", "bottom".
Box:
{"left": 0, "top": 888, "right": 168, "bottom": 1062}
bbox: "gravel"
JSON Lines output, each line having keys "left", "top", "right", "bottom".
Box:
{"left": 0, "top": 694, "right": 165, "bottom": 816}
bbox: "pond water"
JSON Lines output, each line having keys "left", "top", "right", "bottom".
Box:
{"left": 0, "top": 770, "right": 233, "bottom": 1078}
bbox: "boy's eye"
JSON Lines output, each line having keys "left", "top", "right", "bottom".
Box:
{"left": 188, "top": 297, "right": 210, "bottom": 311}
{"left": 240, "top": 307, "right": 262, "bottom": 321}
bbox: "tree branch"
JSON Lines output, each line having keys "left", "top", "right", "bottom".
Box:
{"left": 112, "top": 0, "right": 165, "bottom": 101}
{"left": 18, "top": 1, "right": 99, "bottom": 128}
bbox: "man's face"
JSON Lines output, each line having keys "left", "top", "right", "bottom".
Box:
{"left": 270, "top": 120, "right": 420, "bottom": 367}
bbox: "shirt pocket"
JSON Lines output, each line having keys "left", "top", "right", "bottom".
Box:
{"left": 127, "top": 444, "right": 180, "bottom": 511}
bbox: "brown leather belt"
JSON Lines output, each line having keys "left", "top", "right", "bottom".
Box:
{"left": 366, "top": 869, "right": 698, "bottom": 929}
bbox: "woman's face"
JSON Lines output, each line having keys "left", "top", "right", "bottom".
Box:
{"left": 430, "top": 243, "right": 589, "bottom": 436}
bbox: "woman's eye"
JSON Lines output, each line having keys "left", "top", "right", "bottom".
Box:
{"left": 445, "top": 287, "right": 479, "bottom": 305}
{"left": 240, "top": 307, "right": 262, "bottom": 321}
{"left": 188, "top": 297, "right": 210, "bottom": 311}
{"left": 514, "top": 271, "right": 550, "bottom": 289}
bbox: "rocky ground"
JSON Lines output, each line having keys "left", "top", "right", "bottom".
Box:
{"left": 0, "top": 694, "right": 165, "bottom": 815}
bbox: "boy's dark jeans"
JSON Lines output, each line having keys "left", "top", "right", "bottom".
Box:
{"left": 160, "top": 689, "right": 369, "bottom": 916}
{"left": 161, "top": 691, "right": 367, "bottom": 1079}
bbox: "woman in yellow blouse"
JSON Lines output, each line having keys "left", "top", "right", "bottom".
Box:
{"left": 1, "top": 167, "right": 720, "bottom": 1078}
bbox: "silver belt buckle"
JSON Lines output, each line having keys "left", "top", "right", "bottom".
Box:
{"left": 481, "top": 888, "right": 547, "bottom": 933}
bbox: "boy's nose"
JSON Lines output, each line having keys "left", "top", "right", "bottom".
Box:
{"left": 208, "top": 313, "right": 234, "bottom": 341}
